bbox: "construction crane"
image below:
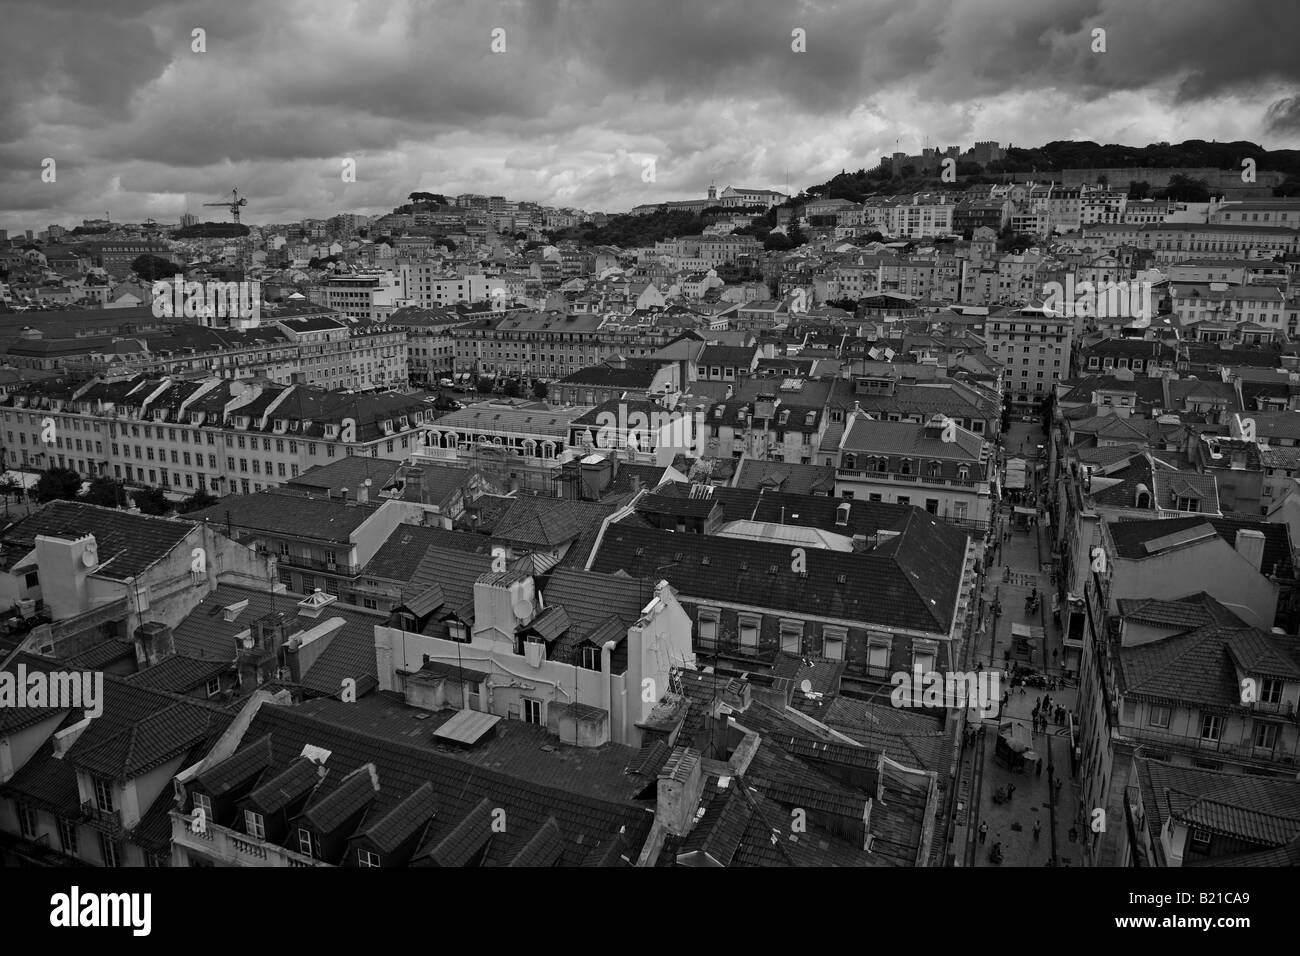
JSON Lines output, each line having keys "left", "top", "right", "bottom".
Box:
{"left": 203, "top": 187, "right": 248, "bottom": 224}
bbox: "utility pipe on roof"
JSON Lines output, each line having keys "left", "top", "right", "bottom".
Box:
{"left": 602, "top": 639, "right": 618, "bottom": 739}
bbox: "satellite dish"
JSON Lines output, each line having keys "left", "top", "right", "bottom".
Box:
{"left": 799, "top": 679, "right": 813, "bottom": 695}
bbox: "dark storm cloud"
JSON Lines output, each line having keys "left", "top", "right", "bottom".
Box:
{"left": 1265, "top": 95, "right": 1300, "bottom": 135}
{"left": 1, "top": 0, "right": 1299, "bottom": 227}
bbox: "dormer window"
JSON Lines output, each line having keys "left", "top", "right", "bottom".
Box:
{"left": 1261, "top": 678, "right": 1284, "bottom": 704}
{"left": 357, "top": 848, "right": 380, "bottom": 867}
{"left": 244, "top": 810, "right": 266, "bottom": 840}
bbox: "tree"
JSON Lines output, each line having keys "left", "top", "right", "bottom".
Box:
{"left": 32, "top": 466, "right": 82, "bottom": 504}
{"left": 82, "top": 476, "right": 126, "bottom": 508}
{"left": 439, "top": 239, "right": 457, "bottom": 252}
{"left": 503, "top": 379, "right": 523, "bottom": 398}
{"left": 1156, "top": 174, "right": 1210, "bottom": 203}
{"left": 0, "top": 476, "right": 22, "bottom": 501}
{"left": 1128, "top": 181, "right": 1151, "bottom": 200}
{"left": 788, "top": 221, "right": 807, "bottom": 247}
{"left": 514, "top": 231, "right": 529, "bottom": 240}
{"left": 177, "top": 489, "right": 219, "bottom": 514}
{"left": 532, "top": 380, "right": 550, "bottom": 400}
{"left": 764, "top": 231, "right": 793, "bottom": 252}
{"left": 131, "top": 254, "right": 182, "bottom": 282}
{"left": 131, "top": 486, "right": 171, "bottom": 516}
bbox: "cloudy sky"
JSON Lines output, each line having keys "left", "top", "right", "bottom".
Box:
{"left": 2, "top": 0, "right": 1299, "bottom": 232}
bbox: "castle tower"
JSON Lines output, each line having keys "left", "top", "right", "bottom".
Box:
{"left": 707, "top": 182, "right": 717, "bottom": 201}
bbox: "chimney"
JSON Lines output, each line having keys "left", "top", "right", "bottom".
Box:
{"left": 656, "top": 747, "right": 705, "bottom": 837}
{"left": 358, "top": 478, "right": 371, "bottom": 504}
{"left": 133, "top": 621, "right": 175, "bottom": 667}
{"left": 1235, "top": 529, "right": 1266, "bottom": 573}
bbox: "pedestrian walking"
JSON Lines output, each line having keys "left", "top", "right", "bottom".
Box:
{"left": 1007, "top": 783, "right": 1016, "bottom": 802}
{"left": 1055, "top": 777, "right": 1063, "bottom": 798}
{"left": 1033, "top": 819, "right": 1041, "bottom": 842}
{"left": 1036, "top": 756, "right": 1043, "bottom": 778}
{"left": 979, "top": 821, "right": 988, "bottom": 844}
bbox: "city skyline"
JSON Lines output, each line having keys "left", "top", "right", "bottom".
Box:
{"left": 2, "top": 0, "right": 1300, "bottom": 231}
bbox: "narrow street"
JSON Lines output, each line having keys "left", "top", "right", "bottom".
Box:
{"left": 954, "top": 421, "right": 1084, "bottom": 867}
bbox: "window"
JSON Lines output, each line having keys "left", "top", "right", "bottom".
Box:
{"left": 60, "top": 818, "right": 78, "bottom": 856}
{"left": 18, "top": 804, "right": 36, "bottom": 837}
{"left": 193, "top": 792, "right": 212, "bottom": 822}
{"left": 778, "top": 620, "right": 803, "bottom": 655}
{"left": 245, "top": 810, "right": 266, "bottom": 840}
{"left": 98, "top": 833, "right": 119, "bottom": 868}
{"left": 1261, "top": 678, "right": 1283, "bottom": 704}
{"left": 1190, "top": 828, "right": 1212, "bottom": 850}
{"left": 581, "top": 645, "right": 601, "bottom": 670}
{"left": 298, "top": 828, "right": 316, "bottom": 859}
{"left": 1254, "top": 723, "right": 1279, "bottom": 750}
{"left": 357, "top": 848, "right": 381, "bottom": 867}
{"left": 823, "top": 626, "right": 846, "bottom": 661}
{"left": 1199, "top": 713, "right": 1222, "bottom": 742}
{"left": 697, "top": 610, "right": 719, "bottom": 644}
{"left": 206, "top": 677, "right": 221, "bottom": 697}
{"left": 1148, "top": 705, "right": 1171, "bottom": 729}
{"left": 739, "top": 615, "right": 760, "bottom": 648}
{"left": 522, "top": 697, "right": 543, "bottom": 725}
{"left": 93, "top": 777, "right": 115, "bottom": 812}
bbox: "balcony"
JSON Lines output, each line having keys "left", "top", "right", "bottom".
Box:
{"left": 1118, "top": 724, "right": 1300, "bottom": 768}
{"left": 836, "top": 468, "right": 980, "bottom": 489}
{"left": 276, "top": 552, "right": 359, "bottom": 576}
{"left": 1249, "top": 699, "right": 1297, "bottom": 720}
{"left": 170, "top": 811, "right": 328, "bottom": 867}
{"left": 80, "top": 800, "right": 126, "bottom": 835}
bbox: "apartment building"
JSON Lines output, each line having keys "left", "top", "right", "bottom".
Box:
{"left": 452, "top": 310, "right": 681, "bottom": 382}
{"left": 1, "top": 375, "right": 433, "bottom": 496}
{"left": 396, "top": 263, "right": 489, "bottom": 308}
{"left": 317, "top": 272, "right": 406, "bottom": 321}
{"left": 831, "top": 414, "right": 994, "bottom": 527}
{"left": 983, "top": 306, "right": 1074, "bottom": 408}
{"left": 1080, "top": 222, "right": 1300, "bottom": 264}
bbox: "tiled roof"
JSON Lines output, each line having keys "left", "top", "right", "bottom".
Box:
{"left": 1108, "top": 515, "right": 1293, "bottom": 576}
{"left": 1115, "top": 624, "right": 1297, "bottom": 711}
{"left": 590, "top": 510, "right": 967, "bottom": 634}
{"left": 125, "top": 655, "right": 230, "bottom": 694}
{"left": 1138, "top": 760, "right": 1300, "bottom": 865}
{"left": 302, "top": 763, "right": 379, "bottom": 833}
{"left": 357, "top": 780, "right": 439, "bottom": 853}
{"left": 1116, "top": 593, "right": 1246, "bottom": 631}
{"left": 171, "top": 583, "right": 389, "bottom": 699}
{"left": 732, "top": 460, "right": 837, "bottom": 496}
{"left": 188, "top": 491, "right": 381, "bottom": 544}
{"left": 840, "top": 415, "right": 984, "bottom": 460}
{"left": 198, "top": 734, "right": 275, "bottom": 797}
{"left": 493, "top": 496, "right": 618, "bottom": 549}
{"left": 508, "top": 817, "right": 565, "bottom": 866}
{"left": 364, "top": 525, "right": 493, "bottom": 582}
{"left": 286, "top": 457, "right": 403, "bottom": 497}
{"left": 246, "top": 756, "right": 323, "bottom": 815}
{"left": 1, "top": 500, "right": 195, "bottom": 582}
{"left": 1, "top": 667, "right": 232, "bottom": 818}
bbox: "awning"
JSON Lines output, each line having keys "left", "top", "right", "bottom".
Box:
{"left": 1014, "top": 506, "right": 1037, "bottom": 515}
